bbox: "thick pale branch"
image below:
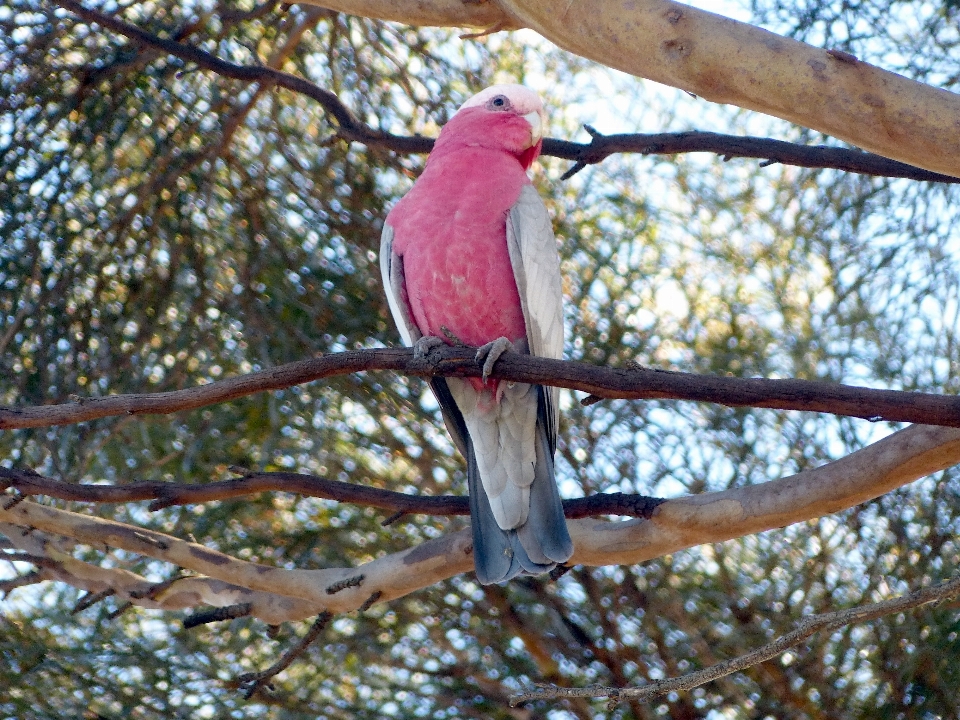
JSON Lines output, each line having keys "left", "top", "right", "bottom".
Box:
{"left": 3, "top": 424, "right": 959, "bottom": 618}
{"left": 570, "top": 424, "right": 960, "bottom": 567}
{"left": 500, "top": 0, "right": 960, "bottom": 177}
{"left": 308, "top": 0, "right": 960, "bottom": 177}
{"left": 0, "top": 521, "right": 325, "bottom": 623}
{"left": 0, "top": 499, "right": 476, "bottom": 613}
{"left": 53, "top": 0, "right": 958, "bottom": 184}
{"left": 510, "top": 574, "right": 960, "bottom": 705}
{"left": 3, "top": 347, "right": 960, "bottom": 431}
{"left": 289, "top": 0, "right": 508, "bottom": 28}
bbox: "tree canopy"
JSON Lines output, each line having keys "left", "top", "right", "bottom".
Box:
{"left": 2, "top": 0, "right": 960, "bottom": 718}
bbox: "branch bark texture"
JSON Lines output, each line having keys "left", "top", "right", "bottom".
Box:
{"left": 305, "top": 0, "right": 960, "bottom": 178}
{"left": 3, "top": 424, "right": 959, "bottom": 623}
{"left": 4, "top": 346, "right": 960, "bottom": 431}
{"left": 0, "top": 467, "right": 665, "bottom": 520}
{"left": 0, "top": 520, "right": 324, "bottom": 623}
{"left": 55, "top": 0, "right": 960, "bottom": 183}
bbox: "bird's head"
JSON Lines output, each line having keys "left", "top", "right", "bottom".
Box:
{"left": 438, "top": 84, "right": 546, "bottom": 170}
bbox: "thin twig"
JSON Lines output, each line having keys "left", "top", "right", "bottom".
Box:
{"left": 237, "top": 611, "right": 333, "bottom": 699}
{"left": 2, "top": 492, "right": 26, "bottom": 510}
{"left": 326, "top": 574, "right": 364, "bottom": 594}
{"left": 106, "top": 601, "right": 133, "bottom": 620}
{"left": 510, "top": 575, "right": 960, "bottom": 706}
{"left": 183, "top": 602, "right": 253, "bottom": 629}
{"left": 0, "top": 569, "right": 45, "bottom": 596}
{"left": 381, "top": 510, "right": 406, "bottom": 526}
{"left": 71, "top": 588, "right": 116, "bottom": 614}
{"left": 358, "top": 590, "right": 382, "bottom": 612}
{"left": 52, "top": 0, "right": 958, "bottom": 185}
{"left": 2, "top": 346, "right": 960, "bottom": 433}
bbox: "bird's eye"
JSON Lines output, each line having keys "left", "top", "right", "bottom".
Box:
{"left": 488, "top": 95, "right": 511, "bottom": 110}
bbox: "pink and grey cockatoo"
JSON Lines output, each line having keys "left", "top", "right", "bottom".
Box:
{"left": 380, "top": 84, "right": 573, "bottom": 584}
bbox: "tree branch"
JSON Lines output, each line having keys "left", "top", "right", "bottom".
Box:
{"left": 0, "top": 568, "right": 48, "bottom": 596}
{"left": 2, "top": 424, "right": 959, "bottom": 623}
{"left": 510, "top": 574, "right": 960, "bottom": 706}
{"left": 236, "top": 611, "right": 333, "bottom": 699}
{"left": 0, "top": 498, "right": 476, "bottom": 616}
{"left": 305, "top": 0, "right": 960, "bottom": 178}
{"left": 53, "top": 0, "right": 427, "bottom": 152}
{"left": 3, "top": 346, "right": 960, "bottom": 431}
{"left": 52, "top": 0, "right": 959, "bottom": 184}
{"left": 551, "top": 126, "right": 959, "bottom": 183}
{"left": 0, "top": 520, "right": 326, "bottom": 623}
{"left": 0, "top": 466, "right": 665, "bottom": 519}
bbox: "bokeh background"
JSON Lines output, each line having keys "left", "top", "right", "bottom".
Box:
{"left": 2, "top": 0, "right": 960, "bottom": 717}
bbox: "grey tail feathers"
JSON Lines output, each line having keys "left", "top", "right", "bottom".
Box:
{"left": 467, "top": 387, "right": 573, "bottom": 585}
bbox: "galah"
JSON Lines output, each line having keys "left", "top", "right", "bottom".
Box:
{"left": 380, "top": 84, "right": 573, "bottom": 584}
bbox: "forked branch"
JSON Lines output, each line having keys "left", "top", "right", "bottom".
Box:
{"left": 53, "top": 0, "right": 959, "bottom": 183}
{"left": 2, "top": 424, "right": 960, "bottom": 623}
{"left": 0, "top": 519, "right": 326, "bottom": 623}
{"left": 236, "top": 611, "right": 334, "bottom": 699}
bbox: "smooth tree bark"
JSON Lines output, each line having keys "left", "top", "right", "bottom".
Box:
{"left": 5, "top": 424, "right": 959, "bottom": 623}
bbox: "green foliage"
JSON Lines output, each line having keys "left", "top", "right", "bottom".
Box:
{"left": 2, "top": 1, "right": 959, "bottom": 718}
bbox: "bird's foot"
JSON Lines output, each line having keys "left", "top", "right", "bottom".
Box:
{"left": 475, "top": 336, "right": 514, "bottom": 381}
{"left": 413, "top": 335, "right": 445, "bottom": 359}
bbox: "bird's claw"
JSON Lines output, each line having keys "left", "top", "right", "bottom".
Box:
{"left": 475, "top": 337, "right": 514, "bottom": 381}
{"left": 413, "top": 335, "right": 445, "bottom": 359}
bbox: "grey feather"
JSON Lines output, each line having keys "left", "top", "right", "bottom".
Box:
{"left": 506, "top": 184, "right": 564, "bottom": 452}
{"left": 468, "top": 440, "right": 518, "bottom": 584}
{"left": 380, "top": 223, "right": 420, "bottom": 348}
{"left": 515, "top": 387, "right": 573, "bottom": 564}
{"left": 468, "top": 395, "right": 571, "bottom": 582}
{"left": 463, "top": 186, "right": 573, "bottom": 583}
{"left": 468, "top": 427, "right": 560, "bottom": 583}
{"left": 447, "top": 377, "right": 537, "bottom": 529}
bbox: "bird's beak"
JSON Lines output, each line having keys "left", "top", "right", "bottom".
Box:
{"left": 523, "top": 111, "right": 543, "bottom": 146}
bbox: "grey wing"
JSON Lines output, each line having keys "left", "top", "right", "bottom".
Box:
{"left": 380, "top": 223, "right": 420, "bottom": 348}
{"left": 506, "top": 183, "right": 564, "bottom": 449}
{"left": 381, "top": 222, "right": 469, "bottom": 457}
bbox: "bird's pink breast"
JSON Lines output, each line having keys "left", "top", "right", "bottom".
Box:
{"left": 388, "top": 146, "right": 528, "bottom": 351}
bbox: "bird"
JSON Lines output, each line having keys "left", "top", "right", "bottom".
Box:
{"left": 380, "top": 84, "right": 573, "bottom": 584}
